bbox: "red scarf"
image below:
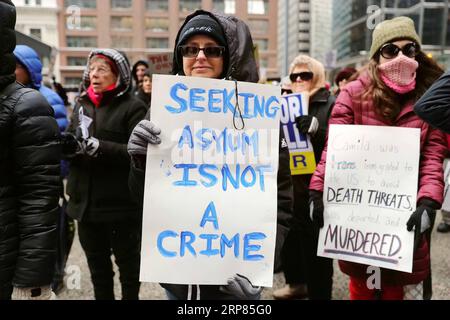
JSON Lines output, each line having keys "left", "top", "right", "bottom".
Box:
{"left": 87, "top": 84, "right": 116, "bottom": 107}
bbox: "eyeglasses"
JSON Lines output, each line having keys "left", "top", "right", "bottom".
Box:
{"left": 89, "top": 66, "right": 112, "bottom": 75}
{"left": 379, "top": 42, "right": 419, "bottom": 59}
{"left": 179, "top": 45, "right": 225, "bottom": 58}
{"left": 289, "top": 72, "right": 314, "bottom": 82}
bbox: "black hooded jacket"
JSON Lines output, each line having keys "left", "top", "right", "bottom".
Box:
{"left": 414, "top": 70, "right": 450, "bottom": 133}
{"left": 66, "top": 49, "right": 147, "bottom": 222}
{"left": 0, "top": 0, "right": 60, "bottom": 298}
{"left": 129, "top": 10, "right": 293, "bottom": 300}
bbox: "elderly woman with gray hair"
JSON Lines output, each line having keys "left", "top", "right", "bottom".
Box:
{"left": 273, "top": 54, "right": 335, "bottom": 300}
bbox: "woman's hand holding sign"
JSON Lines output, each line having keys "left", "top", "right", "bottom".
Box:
{"left": 128, "top": 119, "right": 162, "bottom": 169}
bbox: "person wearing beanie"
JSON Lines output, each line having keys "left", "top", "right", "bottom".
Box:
{"left": 1, "top": 0, "right": 61, "bottom": 300}
{"left": 127, "top": 9, "right": 293, "bottom": 300}
{"left": 61, "top": 49, "right": 147, "bottom": 300}
{"left": 309, "top": 16, "right": 445, "bottom": 300}
{"left": 131, "top": 60, "right": 149, "bottom": 95}
{"left": 334, "top": 67, "right": 357, "bottom": 96}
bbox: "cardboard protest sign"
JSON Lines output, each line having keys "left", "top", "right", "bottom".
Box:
{"left": 280, "top": 93, "right": 316, "bottom": 175}
{"left": 147, "top": 52, "right": 173, "bottom": 75}
{"left": 317, "top": 125, "right": 420, "bottom": 273}
{"left": 140, "top": 75, "right": 281, "bottom": 286}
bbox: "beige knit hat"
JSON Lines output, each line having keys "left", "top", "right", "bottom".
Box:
{"left": 369, "top": 16, "right": 421, "bottom": 58}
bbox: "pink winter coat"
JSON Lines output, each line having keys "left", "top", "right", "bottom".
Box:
{"left": 310, "top": 74, "right": 446, "bottom": 286}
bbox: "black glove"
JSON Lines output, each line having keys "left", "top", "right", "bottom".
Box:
{"left": 406, "top": 198, "right": 438, "bottom": 251}
{"left": 61, "top": 132, "right": 84, "bottom": 158}
{"left": 309, "top": 190, "right": 324, "bottom": 228}
{"left": 219, "top": 274, "right": 263, "bottom": 300}
{"left": 295, "top": 115, "right": 319, "bottom": 135}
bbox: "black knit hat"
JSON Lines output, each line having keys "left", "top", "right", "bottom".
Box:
{"left": 178, "top": 14, "right": 227, "bottom": 49}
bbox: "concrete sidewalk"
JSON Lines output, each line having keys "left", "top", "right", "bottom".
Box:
{"left": 58, "top": 222, "right": 450, "bottom": 300}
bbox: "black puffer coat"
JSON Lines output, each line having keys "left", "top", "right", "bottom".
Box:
{"left": 130, "top": 9, "right": 293, "bottom": 300}
{"left": 0, "top": 0, "right": 60, "bottom": 299}
{"left": 66, "top": 49, "right": 147, "bottom": 222}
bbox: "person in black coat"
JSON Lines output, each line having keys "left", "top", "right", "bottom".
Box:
{"left": 273, "top": 54, "right": 335, "bottom": 300}
{"left": 62, "top": 49, "right": 147, "bottom": 300}
{"left": 0, "top": 0, "right": 61, "bottom": 300}
{"left": 414, "top": 70, "right": 450, "bottom": 233}
{"left": 127, "top": 10, "right": 293, "bottom": 300}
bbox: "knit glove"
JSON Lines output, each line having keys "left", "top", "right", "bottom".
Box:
{"left": 83, "top": 136, "right": 100, "bottom": 157}
{"left": 128, "top": 120, "right": 162, "bottom": 169}
{"left": 11, "top": 286, "right": 56, "bottom": 300}
{"left": 60, "top": 132, "right": 84, "bottom": 158}
{"left": 219, "top": 274, "right": 262, "bottom": 300}
{"left": 296, "top": 115, "right": 319, "bottom": 135}
{"left": 309, "top": 190, "right": 325, "bottom": 228}
{"left": 406, "top": 198, "right": 438, "bottom": 251}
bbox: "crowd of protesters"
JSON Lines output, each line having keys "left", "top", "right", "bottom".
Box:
{"left": 1, "top": 0, "right": 450, "bottom": 301}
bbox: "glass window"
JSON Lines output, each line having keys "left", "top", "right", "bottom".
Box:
{"left": 145, "top": 17, "right": 169, "bottom": 32}
{"left": 64, "top": 77, "right": 83, "bottom": 87}
{"left": 111, "top": 0, "right": 132, "bottom": 9}
{"left": 66, "top": 36, "right": 97, "bottom": 47}
{"left": 69, "top": 16, "right": 96, "bottom": 30}
{"left": 179, "top": 0, "right": 201, "bottom": 13}
{"left": 111, "top": 16, "right": 133, "bottom": 31}
{"left": 213, "top": 0, "right": 236, "bottom": 14}
{"left": 248, "top": 0, "right": 268, "bottom": 15}
{"left": 67, "top": 57, "right": 87, "bottom": 66}
{"left": 64, "top": 0, "right": 96, "bottom": 8}
{"left": 247, "top": 19, "right": 269, "bottom": 34}
{"left": 253, "top": 39, "right": 268, "bottom": 50}
{"left": 30, "top": 28, "right": 41, "bottom": 40}
{"left": 423, "top": 8, "right": 443, "bottom": 46}
{"left": 111, "top": 35, "right": 133, "bottom": 48}
{"left": 146, "top": 37, "right": 169, "bottom": 48}
{"left": 145, "top": 0, "right": 168, "bottom": 11}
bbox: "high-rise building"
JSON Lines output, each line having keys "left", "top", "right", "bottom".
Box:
{"left": 57, "top": 0, "right": 278, "bottom": 87}
{"left": 14, "top": 0, "right": 60, "bottom": 79}
{"left": 278, "top": 0, "right": 333, "bottom": 77}
{"left": 333, "top": 0, "right": 450, "bottom": 69}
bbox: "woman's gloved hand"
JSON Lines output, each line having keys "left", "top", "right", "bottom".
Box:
{"left": 127, "top": 120, "right": 161, "bottom": 169}
{"left": 219, "top": 274, "right": 263, "bottom": 300}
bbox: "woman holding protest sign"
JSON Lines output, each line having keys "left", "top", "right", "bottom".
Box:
{"left": 274, "top": 55, "right": 335, "bottom": 300}
{"left": 127, "top": 9, "right": 293, "bottom": 300}
{"left": 309, "top": 17, "right": 445, "bottom": 300}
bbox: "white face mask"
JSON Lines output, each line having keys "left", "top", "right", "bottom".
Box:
{"left": 378, "top": 53, "right": 419, "bottom": 94}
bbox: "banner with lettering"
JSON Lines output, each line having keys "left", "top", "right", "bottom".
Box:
{"left": 147, "top": 52, "right": 173, "bottom": 75}
{"left": 317, "top": 125, "right": 420, "bottom": 273}
{"left": 280, "top": 93, "right": 316, "bottom": 175}
{"left": 140, "top": 75, "right": 281, "bottom": 286}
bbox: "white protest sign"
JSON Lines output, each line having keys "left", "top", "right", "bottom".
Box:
{"left": 280, "top": 93, "right": 316, "bottom": 175}
{"left": 317, "top": 125, "right": 420, "bottom": 273}
{"left": 140, "top": 75, "right": 281, "bottom": 286}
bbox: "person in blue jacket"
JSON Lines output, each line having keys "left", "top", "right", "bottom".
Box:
{"left": 14, "top": 44, "right": 73, "bottom": 294}
{"left": 14, "top": 45, "right": 68, "bottom": 131}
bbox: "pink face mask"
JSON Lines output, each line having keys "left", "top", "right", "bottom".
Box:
{"left": 378, "top": 53, "right": 419, "bottom": 94}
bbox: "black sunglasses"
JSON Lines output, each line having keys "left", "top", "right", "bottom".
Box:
{"left": 179, "top": 45, "right": 225, "bottom": 58}
{"left": 379, "top": 42, "right": 419, "bottom": 59}
{"left": 289, "top": 72, "right": 314, "bottom": 82}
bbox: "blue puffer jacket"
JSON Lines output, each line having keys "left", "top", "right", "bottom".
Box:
{"left": 13, "top": 45, "right": 68, "bottom": 132}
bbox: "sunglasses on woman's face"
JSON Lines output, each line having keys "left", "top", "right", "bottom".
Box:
{"left": 379, "top": 42, "right": 419, "bottom": 59}
{"left": 179, "top": 45, "right": 225, "bottom": 58}
{"left": 289, "top": 71, "right": 314, "bottom": 82}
